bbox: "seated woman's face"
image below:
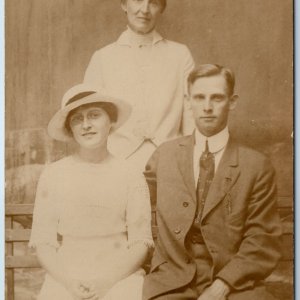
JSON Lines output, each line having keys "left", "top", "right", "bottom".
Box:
{"left": 68, "top": 104, "right": 112, "bottom": 149}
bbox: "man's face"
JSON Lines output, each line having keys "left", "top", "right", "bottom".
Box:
{"left": 121, "top": 0, "right": 162, "bottom": 34}
{"left": 189, "top": 75, "right": 237, "bottom": 137}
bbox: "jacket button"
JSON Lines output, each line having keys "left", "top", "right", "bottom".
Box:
{"left": 183, "top": 202, "right": 189, "bottom": 207}
{"left": 174, "top": 228, "right": 181, "bottom": 234}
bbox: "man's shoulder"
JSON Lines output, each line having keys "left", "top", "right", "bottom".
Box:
{"left": 234, "top": 141, "right": 274, "bottom": 169}
{"left": 157, "top": 135, "right": 193, "bottom": 152}
{"left": 237, "top": 142, "right": 267, "bottom": 159}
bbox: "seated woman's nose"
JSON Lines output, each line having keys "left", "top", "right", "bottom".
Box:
{"left": 82, "top": 117, "right": 92, "bottom": 129}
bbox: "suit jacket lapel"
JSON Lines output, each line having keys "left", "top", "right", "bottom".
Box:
{"left": 176, "top": 135, "right": 197, "bottom": 203}
{"left": 201, "top": 138, "right": 240, "bottom": 221}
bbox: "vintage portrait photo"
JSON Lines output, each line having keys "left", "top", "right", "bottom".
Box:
{"left": 5, "top": 1, "right": 293, "bottom": 299}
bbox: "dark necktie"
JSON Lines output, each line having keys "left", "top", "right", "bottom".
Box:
{"left": 195, "top": 140, "right": 215, "bottom": 223}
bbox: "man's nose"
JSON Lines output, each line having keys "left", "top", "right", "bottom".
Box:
{"left": 141, "top": 0, "right": 150, "bottom": 13}
{"left": 203, "top": 99, "right": 213, "bottom": 113}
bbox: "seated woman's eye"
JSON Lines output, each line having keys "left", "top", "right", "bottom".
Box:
{"left": 70, "top": 114, "right": 83, "bottom": 124}
{"left": 89, "top": 111, "right": 102, "bottom": 119}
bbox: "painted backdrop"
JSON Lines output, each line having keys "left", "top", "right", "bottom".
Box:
{"left": 6, "top": 0, "right": 293, "bottom": 206}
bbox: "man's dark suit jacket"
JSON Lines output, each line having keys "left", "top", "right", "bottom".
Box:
{"left": 143, "top": 134, "right": 282, "bottom": 300}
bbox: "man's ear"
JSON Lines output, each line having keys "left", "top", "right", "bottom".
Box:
{"left": 121, "top": 0, "right": 127, "bottom": 13}
{"left": 229, "top": 94, "right": 239, "bottom": 110}
{"left": 184, "top": 93, "right": 192, "bottom": 109}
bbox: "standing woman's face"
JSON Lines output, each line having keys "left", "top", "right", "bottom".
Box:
{"left": 122, "top": 0, "right": 163, "bottom": 34}
{"left": 68, "top": 105, "right": 112, "bottom": 149}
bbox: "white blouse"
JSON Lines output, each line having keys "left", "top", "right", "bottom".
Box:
{"left": 84, "top": 29, "right": 195, "bottom": 158}
{"left": 29, "top": 156, "right": 153, "bottom": 249}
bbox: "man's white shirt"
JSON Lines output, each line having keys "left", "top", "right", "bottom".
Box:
{"left": 193, "top": 127, "right": 229, "bottom": 187}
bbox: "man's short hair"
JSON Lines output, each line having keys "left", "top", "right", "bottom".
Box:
{"left": 121, "top": 0, "right": 167, "bottom": 12}
{"left": 188, "top": 64, "right": 235, "bottom": 96}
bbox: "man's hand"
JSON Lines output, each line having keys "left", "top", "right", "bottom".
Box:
{"left": 198, "top": 279, "right": 231, "bottom": 300}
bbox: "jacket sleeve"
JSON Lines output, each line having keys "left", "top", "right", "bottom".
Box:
{"left": 216, "top": 157, "right": 282, "bottom": 290}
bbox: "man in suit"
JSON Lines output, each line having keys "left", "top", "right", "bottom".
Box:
{"left": 143, "top": 64, "right": 282, "bottom": 300}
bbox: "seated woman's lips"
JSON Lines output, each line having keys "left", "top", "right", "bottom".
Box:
{"left": 82, "top": 132, "right": 96, "bottom": 136}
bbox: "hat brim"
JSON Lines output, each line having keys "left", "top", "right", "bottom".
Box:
{"left": 47, "top": 92, "right": 131, "bottom": 142}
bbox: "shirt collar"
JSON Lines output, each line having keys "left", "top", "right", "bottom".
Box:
{"left": 117, "top": 27, "right": 164, "bottom": 47}
{"left": 194, "top": 127, "right": 229, "bottom": 154}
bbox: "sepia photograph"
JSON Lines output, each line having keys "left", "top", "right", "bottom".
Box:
{"left": 5, "top": 1, "right": 293, "bottom": 299}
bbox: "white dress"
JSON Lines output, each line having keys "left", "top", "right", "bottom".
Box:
{"left": 29, "top": 156, "right": 153, "bottom": 300}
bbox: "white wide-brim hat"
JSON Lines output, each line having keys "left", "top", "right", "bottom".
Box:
{"left": 48, "top": 83, "right": 131, "bottom": 142}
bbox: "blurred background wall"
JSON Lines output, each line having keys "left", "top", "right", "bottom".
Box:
{"left": 5, "top": 0, "right": 293, "bottom": 206}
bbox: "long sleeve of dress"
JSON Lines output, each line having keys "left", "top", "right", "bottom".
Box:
{"left": 29, "top": 166, "right": 60, "bottom": 249}
{"left": 83, "top": 50, "right": 104, "bottom": 87}
{"left": 125, "top": 170, "right": 154, "bottom": 249}
{"left": 181, "top": 46, "right": 195, "bottom": 136}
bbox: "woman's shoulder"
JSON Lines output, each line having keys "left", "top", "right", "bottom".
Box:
{"left": 109, "top": 157, "right": 142, "bottom": 179}
{"left": 163, "top": 39, "right": 192, "bottom": 54}
{"left": 113, "top": 157, "right": 137, "bottom": 171}
{"left": 41, "top": 156, "right": 74, "bottom": 176}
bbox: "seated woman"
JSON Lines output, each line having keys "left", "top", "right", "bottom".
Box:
{"left": 29, "top": 84, "right": 153, "bottom": 300}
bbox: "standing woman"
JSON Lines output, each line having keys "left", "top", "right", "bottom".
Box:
{"left": 29, "top": 84, "right": 153, "bottom": 300}
{"left": 84, "top": 0, "right": 195, "bottom": 171}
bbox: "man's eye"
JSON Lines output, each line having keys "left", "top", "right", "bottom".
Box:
{"left": 193, "top": 96, "right": 204, "bottom": 101}
{"left": 212, "top": 97, "right": 224, "bottom": 102}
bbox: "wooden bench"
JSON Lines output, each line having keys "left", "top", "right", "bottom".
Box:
{"left": 5, "top": 200, "right": 293, "bottom": 300}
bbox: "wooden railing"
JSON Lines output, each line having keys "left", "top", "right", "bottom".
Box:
{"left": 5, "top": 199, "right": 293, "bottom": 300}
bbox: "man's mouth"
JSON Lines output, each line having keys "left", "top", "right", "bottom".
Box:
{"left": 138, "top": 17, "right": 150, "bottom": 22}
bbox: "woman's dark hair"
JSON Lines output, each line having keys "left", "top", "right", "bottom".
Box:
{"left": 64, "top": 102, "right": 118, "bottom": 136}
{"left": 121, "top": 0, "right": 167, "bottom": 12}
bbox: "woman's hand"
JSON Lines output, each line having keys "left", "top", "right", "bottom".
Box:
{"left": 65, "top": 278, "right": 99, "bottom": 300}
{"left": 36, "top": 245, "right": 98, "bottom": 299}
{"left": 90, "top": 278, "right": 110, "bottom": 300}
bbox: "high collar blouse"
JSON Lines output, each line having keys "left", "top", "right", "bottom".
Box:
{"left": 84, "top": 29, "right": 195, "bottom": 158}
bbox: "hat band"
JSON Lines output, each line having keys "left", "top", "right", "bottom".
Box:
{"left": 65, "top": 91, "right": 97, "bottom": 107}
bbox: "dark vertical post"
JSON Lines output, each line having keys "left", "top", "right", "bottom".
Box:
{"left": 6, "top": 216, "right": 14, "bottom": 300}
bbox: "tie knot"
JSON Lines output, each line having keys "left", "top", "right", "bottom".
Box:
{"left": 200, "top": 140, "right": 214, "bottom": 169}
{"left": 204, "top": 140, "right": 210, "bottom": 153}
